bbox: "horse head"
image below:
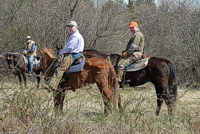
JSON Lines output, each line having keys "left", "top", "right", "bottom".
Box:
{"left": 4, "top": 52, "right": 25, "bottom": 70}
{"left": 38, "top": 48, "right": 55, "bottom": 59}
{"left": 38, "top": 48, "right": 56, "bottom": 77}
{"left": 4, "top": 52, "right": 15, "bottom": 69}
{"left": 0, "top": 53, "right": 13, "bottom": 69}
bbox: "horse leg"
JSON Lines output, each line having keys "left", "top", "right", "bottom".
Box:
{"left": 102, "top": 90, "right": 119, "bottom": 115}
{"left": 156, "top": 86, "right": 174, "bottom": 117}
{"left": 103, "top": 95, "right": 111, "bottom": 115}
{"left": 156, "top": 94, "right": 163, "bottom": 116}
{"left": 96, "top": 86, "right": 111, "bottom": 114}
{"left": 161, "top": 91, "right": 175, "bottom": 117}
{"left": 35, "top": 71, "right": 40, "bottom": 88}
{"left": 21, "top": 71, "right": 27, "bottom": 88}
{"left": 53, "top": 89, "right": 65, "bottom": 113}
{"left": 15, "top": 71, "right": 23, "bottom": 87}
{"left": 96, "top": 79, "right": 113, "bottom": 115}
{"left": 118, "top": 94, "right": 123, "bottom": 113}
{"left": 155, "top": 86, "right": 164, "bottom": 116}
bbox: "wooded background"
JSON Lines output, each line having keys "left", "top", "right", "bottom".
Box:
{"left": 0, "top": 0, "right": 200, "bottom": 88}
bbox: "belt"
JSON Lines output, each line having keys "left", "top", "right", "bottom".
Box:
{"left": 134, "top": 50, "right": 142, "bottom": 52}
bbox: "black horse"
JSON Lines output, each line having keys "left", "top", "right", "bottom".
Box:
{"left": 82, "top": 49, "right": 178, "bottom": 117}
{"left": 3, "top": 52, "right": 42, "bottom": 88}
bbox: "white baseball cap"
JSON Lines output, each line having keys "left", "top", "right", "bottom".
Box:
{"left": 26, "top": 35, "right": 31, "bottom": 39}
{"left": 67, "top": 21, "right": 77, "bottom": 26}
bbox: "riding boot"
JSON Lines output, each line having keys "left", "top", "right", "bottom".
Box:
{"left": 116, "top": 68, "right": 124, "bottom": 88}
{"left": 116, "top": 69, "right": 124, "bottom": 83}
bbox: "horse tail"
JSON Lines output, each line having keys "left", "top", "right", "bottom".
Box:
{"left": 166, "top": 61, "right": 178, "bottom": 101}
{"left": 108, "top": 61, "right": 119, "bottom": 111}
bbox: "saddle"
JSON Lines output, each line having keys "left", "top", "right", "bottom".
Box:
{"left": 60, "top": 55, "right": 85, "bottom": 80}
{"left": 22, "top": 55, "right": 40, "bottom": 68}
{"left": 69, "top": 55, "right": 85, "bottom": 73}
{"left": 119, "top": 57, "right": 149, "bottom": 89}
{"left": 125, "top": 58, "right": 149, "bottom": 72}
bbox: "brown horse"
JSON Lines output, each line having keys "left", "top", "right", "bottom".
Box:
{"left": 38, "top": 48, "right": 120, "bottom": 114}
{"left": 3, "top": 52, "right": 42, "bottom": 88}
{"left": 82, "top": 49, "right": 178, "bottom": 117}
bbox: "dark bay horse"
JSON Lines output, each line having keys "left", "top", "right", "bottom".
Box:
{"left": 4, "top": 52, "right": 42, "bottom": 88}
{"left": 38, "top": 48, "right": 120, "bottom": 114}
{"left": 83, "top": 49, "right": 178, "bottom": 117}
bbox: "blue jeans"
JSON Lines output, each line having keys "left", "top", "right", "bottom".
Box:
{"left": 28, "top": 56, "right": 34, "bottom": 73}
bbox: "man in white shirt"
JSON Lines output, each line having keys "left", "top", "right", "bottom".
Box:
{"left": 43, "top": 21, "right": 84, "bottom": 92}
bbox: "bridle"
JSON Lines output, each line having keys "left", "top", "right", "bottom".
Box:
{"left": 40, "top": 51, "right": 57, "bottom": 76}
{"left": 39, "top": 51, "right": 46, "bottom": 73}
{"left": 6, "top": 52, "right": 25, "bottom": 71}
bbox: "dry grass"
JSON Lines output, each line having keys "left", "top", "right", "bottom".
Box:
{"left": 0, "top": 79, "right": 200, "bottom": 134}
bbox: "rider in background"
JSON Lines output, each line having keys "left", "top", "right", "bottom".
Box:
{"left": 43, "top": 21, "right": 84, "bottom": 92}
{"left": 22, "top": 35, "right": 37, "bottom": 77}
{"left": 116, "top": 21, "right": 144, "bottom": 84}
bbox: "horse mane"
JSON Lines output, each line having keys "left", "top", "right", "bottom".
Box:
{"left": 44, "top": 48, "right": 56, "bottom": 59}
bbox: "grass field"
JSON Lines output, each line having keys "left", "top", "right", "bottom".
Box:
{"left": 0, "top": 77, "right": 200, "bottom": 134}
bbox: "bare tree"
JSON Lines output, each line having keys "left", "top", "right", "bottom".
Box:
{"left": 0, "top": 0, "right": 199, "bottom": 87}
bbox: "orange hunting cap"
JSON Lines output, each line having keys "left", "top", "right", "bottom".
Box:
{"left": 128, "top": 21, "right": 138, "bottom": 28}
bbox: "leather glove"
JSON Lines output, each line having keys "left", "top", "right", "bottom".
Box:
{"left": 122, "top": 51, "right": 128, "bottom": 58}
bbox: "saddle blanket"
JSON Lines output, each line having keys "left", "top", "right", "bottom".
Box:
{"left": 125, "top": 58, "right": 149, "bottom": 72}
{"left": 22, "top": 55, "right": 40, "bottom": 67}
{"left": 69, "top": 57, "right": 85, "bottom": 73}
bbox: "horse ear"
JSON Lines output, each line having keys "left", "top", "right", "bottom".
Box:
{"left": 38, "top": 49, "right": 43, "bottom": 54}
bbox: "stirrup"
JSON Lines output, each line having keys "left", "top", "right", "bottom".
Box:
{"left": 28, "top": 73, "right": 32, "bottom": 77}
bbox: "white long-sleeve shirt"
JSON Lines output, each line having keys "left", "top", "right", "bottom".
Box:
{"left": 59, "top": 30, "right": 84, "bottom": 59}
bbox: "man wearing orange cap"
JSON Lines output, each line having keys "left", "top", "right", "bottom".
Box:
{"left": 116, "top": 21, "right": 144, "bottom": 84}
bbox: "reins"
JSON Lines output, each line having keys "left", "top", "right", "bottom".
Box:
{"left": 14, "top": 54, "right": 24, "bottom": 69}
{"left": 7, "top": 53, "right": 25, "bottom": 71}
{"left": 44, "top": 58, "right": 57, "bottom": 76}
{"left": 40, "top": 51, "right": 57, "bottom": 76}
